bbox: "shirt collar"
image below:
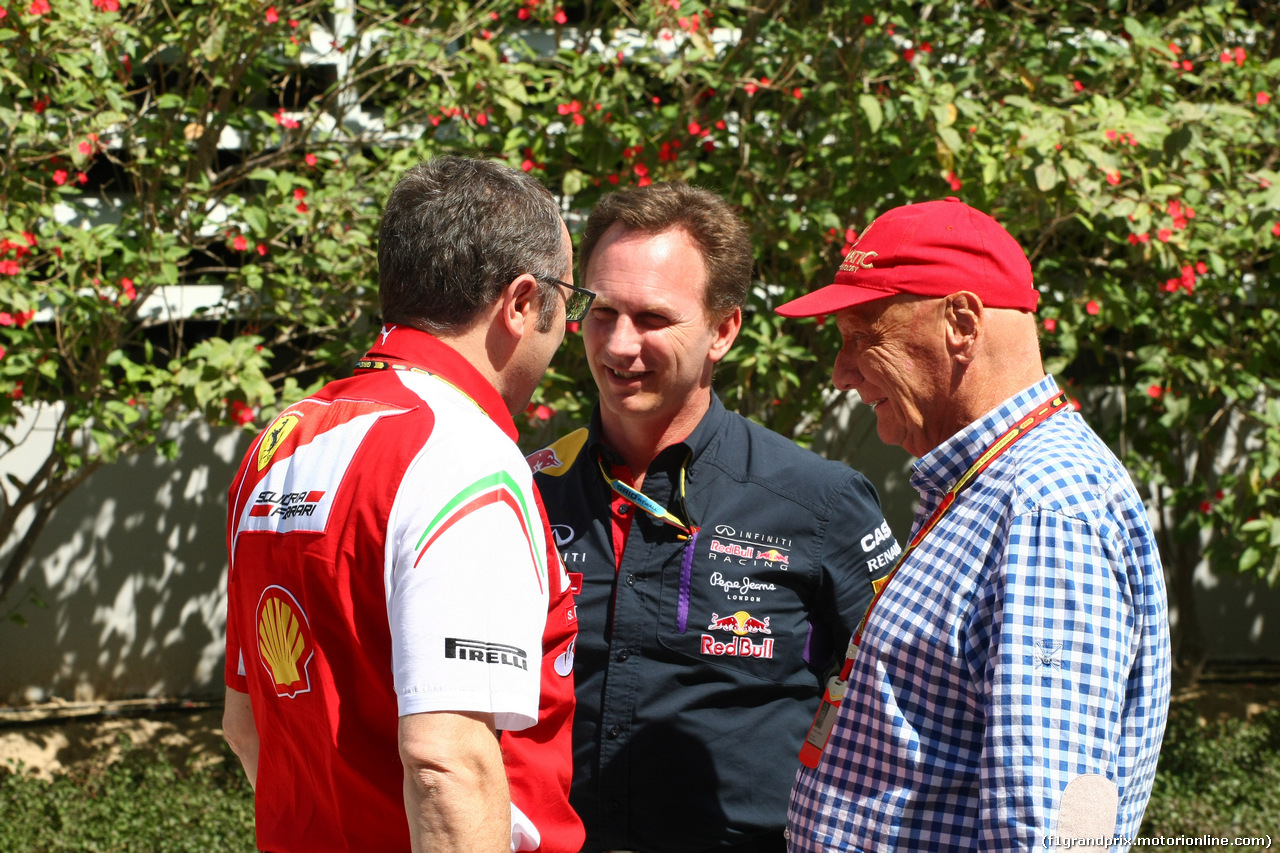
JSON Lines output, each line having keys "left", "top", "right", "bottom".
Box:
{"left": 361, "top": 324, "right": 519, "bottom": 442}
{"left": 588, "top": 391, "right": 728, "bottom": 473}
{"left": 910, "top": 375, "right": 1063, "bottom": 494}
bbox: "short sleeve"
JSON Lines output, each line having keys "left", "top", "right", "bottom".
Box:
{"left": 384, "top": 430, "right": 550, "bottom": 732}
{"left": 818, "top": 472, "right": 901, "bottom": 639}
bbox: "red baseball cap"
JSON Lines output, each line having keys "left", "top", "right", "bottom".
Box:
{"left": 775, "top": 197, "right": 1038, "bottom": 317}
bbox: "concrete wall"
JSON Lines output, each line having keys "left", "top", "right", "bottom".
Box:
{"left": 0, "top": 394, "right": 1275, "bottom": 705}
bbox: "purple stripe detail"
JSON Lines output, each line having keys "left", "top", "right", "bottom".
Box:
{"left": 676, "top": 528, "right": 699, "bottom": 634}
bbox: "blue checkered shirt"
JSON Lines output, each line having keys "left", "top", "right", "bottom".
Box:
{"left": 787, "top": 376, "right": 1171, "bottom": 852}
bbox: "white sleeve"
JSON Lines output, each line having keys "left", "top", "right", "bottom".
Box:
{"left": 384, "top": 423, "right": 549, "bottom": 732}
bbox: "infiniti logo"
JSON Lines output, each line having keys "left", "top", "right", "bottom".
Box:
{"left": 714, "top": 524, "right": 736, "bottom": 536}
{"left": 550, "top": 524, "right": 575, "bottom": 547}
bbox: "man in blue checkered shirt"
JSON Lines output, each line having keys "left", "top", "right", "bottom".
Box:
{"left": 775, "top": 198, "right": 1171, "bottom": 852}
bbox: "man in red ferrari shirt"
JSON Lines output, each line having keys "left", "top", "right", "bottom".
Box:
{"left": 222, "top": 157, "right": 587, "bottom": 852}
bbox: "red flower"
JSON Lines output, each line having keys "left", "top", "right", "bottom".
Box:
{"left": 120, "top": 277, "right": 137, "bottom": 301}
{"left": 571, "top": 114, "right": 583, "bottom": 126}
{"left": 744, "top": 82, "right": 758, "bottom": 96}
{"left": 1157, "top": 229, "right": 1172, "bottom": 242}
{"left": 28, "top": 0, "right": 50, "bottom": 15}
{"left": 1072, "top": 80, "right": 1084, "bottom": 92}
{"left": 233, "top": 235, "right": 248, "bottom": 252}
{"left": 554, "top": 8, "right": 567, "bottom": 24}
{"left": 862, "top": 14, "right": 874, "bottom": 24}
{"left": 33, "top": 96, "right": 50, "bottom": 113}
{"left": 1195, "top": 262, "right": 1207, "bottom": 274}
{"left": 1199, "top": 501, "right": 1212, "bottom": 514}
{"left": 687, "top": 121, "right": 701, "bottom": 135}
{"left": 1085, "top": 300, "right": 1099, "bottom": 315}
{"left": 305, "top": 152, "right": 317, "bottom": 166}
{"left": 566, "top": 321, "right": 580, "bottom": 334}
{"left": 1257, "top": 92, "right": 1272, "bottom": 106}
{"left": 1147, "top": 384, "right": 1163, "bottom": 399}
{"left": 1234, "top": 47, "right": 1246, "bottom": 66}
{"left": 1043, "top": 318, "right": 1057, "bottom": 333}
{"left": 52, "top": 170, "right": 68, "bottom": 186}
{"left": 902, "top": 48, "right": 916, "bottom": 62}
{"left": 296, "top": 202, "right": 309, "bottom": 213}
{"left": 293, "top": 187, "right": 307, "bottom": 201}
{"left": 1272, "top": 222, "right": 1280, "bottom": 237}
{"left": 1105, "top": 129, "right": 1117, "bottom": 141}
{"left": 1105, "top": 171, "right": 1120, "bottom": 186}
{"left": 1127, "top": 234, "right": 1140, "bottom": 245}
{"left": 257, "top": 244, "right": 268, "bottom": 256}
{"left": 1219, "top": 50, "right": 1232, "bottom": 63}
{"left": 946, "top": 171, "right": 962, "bottom": 191}
{"left": 265, "top": 6, "right": 279, "bottom": 23}
{"left": 792, "top": 87, "right": 803, "bottom": 99}
{"left": 229, "top": 401, "right": 256, "bottom": 426}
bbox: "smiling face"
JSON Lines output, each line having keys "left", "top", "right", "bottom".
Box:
{"left": 583, "top": 225, "right": 739, "bottom": 448}
{"left": 832, "top": 296, "right": 960, "bottom": 457}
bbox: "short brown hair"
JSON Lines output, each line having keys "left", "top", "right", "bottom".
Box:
{"left": 578, "top": 182, "right": 752, "bottom": 318}
{"left": 378, "top": 156, "right": 565, "bottom": 334}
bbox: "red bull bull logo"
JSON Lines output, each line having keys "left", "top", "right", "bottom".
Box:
{"left": 700, "top": 634, "right": 775, "bottom": 659}
{"left": 707, "top": 611, "right": 772, "bottom": 636}
{"left": 526, "top": 447, "right": 562, "bottom": 474}
{"left": 757, "top": 548, "right": 789, "bottom": 565}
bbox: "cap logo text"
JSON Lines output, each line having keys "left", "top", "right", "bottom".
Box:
{"left": 839, "top": 249, "right": 878, "bottom": 273}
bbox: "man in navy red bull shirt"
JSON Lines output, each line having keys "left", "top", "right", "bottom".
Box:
{"left": 530, "top": 182, "right": 900, "bottom": 852}
{"left": 222, "top": 157, "right": 586, "bottom": 852}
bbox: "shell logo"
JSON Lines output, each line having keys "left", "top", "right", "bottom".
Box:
{"left": 256, "top": 585, "right": 314, "bottom": 698}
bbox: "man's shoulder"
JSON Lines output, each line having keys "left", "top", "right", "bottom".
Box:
{"left": 699, "top": 410, "right": 879, "bottom": 519}
{"left": 1009, "top": 412, "right": 1143, "bottom": 522}
{"left": 712, "top": 410, "right": 862, "bottom": 485}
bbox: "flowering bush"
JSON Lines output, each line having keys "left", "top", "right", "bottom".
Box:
{"left": 0, "top": 0, "right": 1276, "bottom": 667}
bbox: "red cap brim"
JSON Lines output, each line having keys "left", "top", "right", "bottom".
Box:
{"left": 775, "top": 283, "right": 899, "bottom": 318}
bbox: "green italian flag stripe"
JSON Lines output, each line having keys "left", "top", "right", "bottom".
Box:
{"left": 413, "top": 471, "right": 546, "bottom": 589}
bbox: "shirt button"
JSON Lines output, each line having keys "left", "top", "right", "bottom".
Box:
{"left": 626, "top": 574, "right": 636, "bottom": 586}
{"left": 607, "top": 725, "right": 622, "bottom": 739}
{"left": 616, "top": 649, "right": 630, "bottom": 662}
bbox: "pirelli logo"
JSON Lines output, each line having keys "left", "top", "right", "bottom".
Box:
{"left": 444, "top": 638, "right": 529, "bottom": 671}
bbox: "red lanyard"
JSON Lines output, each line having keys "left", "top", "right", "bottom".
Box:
{"left": 799, "top": 391, "right": 1069, "bottom": 768}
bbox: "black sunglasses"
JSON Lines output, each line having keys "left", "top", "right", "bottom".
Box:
{"left": 538, "top": 276, "right": 596, "bottom": 323}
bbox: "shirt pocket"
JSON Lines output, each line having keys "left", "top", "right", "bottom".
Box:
{"left": 654, "top": 533, "right": 814, "bottom": 687}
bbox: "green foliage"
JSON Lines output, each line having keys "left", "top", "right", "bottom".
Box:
{"left": 0, "top": 735, "right": 255, "bottom": 852}
{"left": 0, "top": 1, "right": 1277, "bottom": 648}
{"left": 1142, "top": 704, "right": 1280, "bottom": 840}
{"left": 2, "top": 703, "right": 1276, "bottom": 848}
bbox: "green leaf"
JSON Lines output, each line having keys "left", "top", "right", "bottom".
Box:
{"left": 859, "top": 94, "right": 882, "bottom": 134}
{"left": 1034, "top": 162, "right": 1059, "bottom": 191}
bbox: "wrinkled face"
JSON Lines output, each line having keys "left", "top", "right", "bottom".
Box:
{"left": 583, "top": 225, "right": 735, "bottom": 435}
{"left": 832, "top": 296, "right": 956, "bottom": 457}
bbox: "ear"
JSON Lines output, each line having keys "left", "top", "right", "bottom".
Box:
{"left": 944, "top": 291, "right": 982, "bottom": 364}
{"left": 499, "top": 274, "right": 543, "bottom": 338}
{"left": 707, "top": 306, "right": 743, "bottom": 364}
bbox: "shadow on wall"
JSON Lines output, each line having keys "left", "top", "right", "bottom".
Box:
{"left": 0, "top": 417, "right": 251, "bottom": 705}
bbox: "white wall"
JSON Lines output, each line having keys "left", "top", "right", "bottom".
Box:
{"left": 0, "top": 392, "right": 1274, "bottom": 705}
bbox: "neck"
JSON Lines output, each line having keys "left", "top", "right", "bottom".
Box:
{"left": 599, "top": 396, "right": 711, "bottom": 485}
{"left": 430, "top": 315, "right": 519, "bottom": 415}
